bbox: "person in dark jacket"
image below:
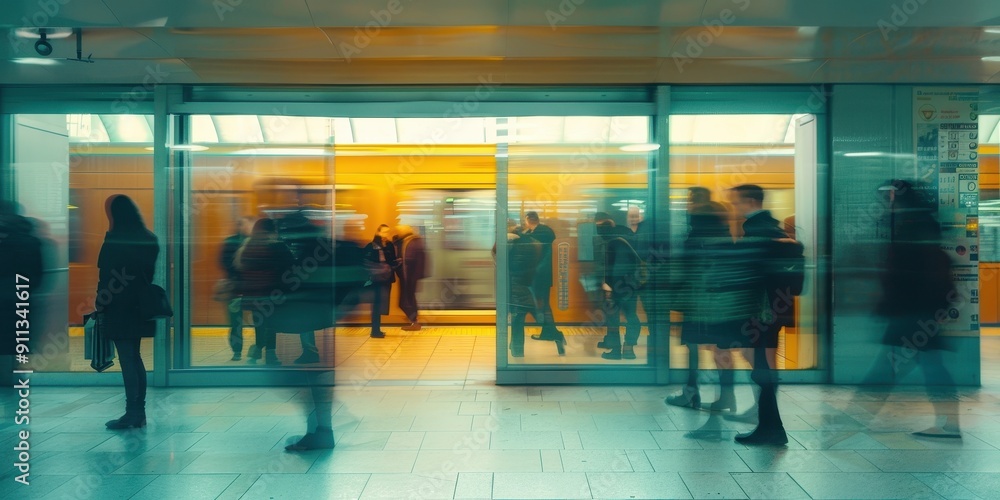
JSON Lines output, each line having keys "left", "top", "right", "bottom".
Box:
{"left": 364, "top": 224, "right": 400, "bottom": 339}
{"left": 219, "top": 216, "right": 253, "bottom": 361}
{"left": 236, "top": 218, "right": 295, "bottom": 365}
{"left": 521, "top": 211, "right": 566, "bottom": 354}
{"left": 727, "top": 184, "right": 790, "bottom": 445}
{"left": 868, "top": 179, "right": 961, "bottom": 438}
{"left": 394, "top": 225, "right": 428, "bottom": 330}
{"left": 666, "top": 198, "right": 754, "bottom": 412}
{"left": 96, "top": 195, "right": 159, "bottom": 430}
{"left": 1, "top": 202, "right": 44, "bottom": 364}
{"left": 505, "top": 220, "right": 542, "bottom": 357}
{"left": 595, "top": 218, "right": 643, "bottom": 360}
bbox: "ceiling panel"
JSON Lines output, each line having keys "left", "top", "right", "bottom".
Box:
{"left": 100, "top": 0, "right": 314, "bottom": 28}
{"left": 305, "top": 0, "right": 510, "bottom": 27}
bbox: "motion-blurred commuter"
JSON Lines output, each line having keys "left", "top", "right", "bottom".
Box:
{"left": 219, "top": 215, "right": 253, "bottom": 361}
{"left": 364, "top": 224, "right": 400, "bottom": 339}
{"left": 278, "top": 213, "right": 336, "bottom": 364}
{"left": 96, "top": 195, "right": 159, "bottom": 430}
{"left": 868, "top": 180, "right": 961, "bottom": 438}
{"left": 666, "top": 196, "right": 750, "bottom": 412}
{"left": 727, "top": 184, "right": 799, "bottom": 445}
{"left": 1, "top": 202, "right": 44, "bottom": 367}
{"left": 236, "top": 218, "right": 295, "bottom": 365}
{"left": 505, "top": 220, "right": 542, "bottom": 357}
{"left": 393, "top": 225, "right": 428, "bottom": 331}
{"left": 521, "top": 211, "right": 566, "bottom": 354}
{"left": 595, "top": 216, "right": 644, "bottom": 360}
{"left": 285, "top": 238, "right": 368, "bottom": 452}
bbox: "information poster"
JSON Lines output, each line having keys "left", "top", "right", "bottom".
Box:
{"left": 914, "top": 88, "right": 980, "bottom": 332}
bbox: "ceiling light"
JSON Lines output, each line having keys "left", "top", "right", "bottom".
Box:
{"left": 12, "top": 58, "right": 60, "bottom": 66}
{"left": 984, "top": 28, "right": 1000, "bottom": 34}
{"left": 843, "top": 152, "right": 883, "bottom": 157}
{"left": 984, "top": 56, "right": 1000, "bottom": 62}
{"left": 14, "top": 27, "right": 73, "bottom": 39}
{"left": 620, "top": 143, "right": 660, "bottom": 152}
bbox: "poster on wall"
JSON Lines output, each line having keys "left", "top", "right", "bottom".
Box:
{"left": 913, "top": 88, "right": 980, "bottom": 333}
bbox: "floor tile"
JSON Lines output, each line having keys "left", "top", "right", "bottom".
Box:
{"left": 41, "top": 474, "right": 156, "bottom": 499}
{"left": 455, "top": 472, "right": 493, "bottom": 499}
{"left": 490, "top": 431, "right": 565, "bottom": 450}
{"left": 731, "top": 472, "right": 811, "bottom": 499}
{"left": 559, "top": 450, "right": 633, "bottom": 472}
{"left": 361, "top": 473, "right": 457, "bottom": 499}
{"left": 243, "top": 473, "right": 369, "bottom": 499}
{"left": 180, "top": 451, "right": 318, "bottom": 474}
{"left": 413, "top": 450, "right": 540, "bottom": 473}
{"left": 790, "top": 472, "right": 943, "bottom": 499}
{"left": 130, "top": 474, "right": 238, "bottom": 500}
{"left": 679, "top": 472, "right": 748, "bottom": 499}
{"left": 946, "top": 472, "right": 1000, "bottom": 499}
{"left": 645, "top": 450, "right": 752, "bottom": 473}
{"left": 858, "top": 450, "right": 1000, "bottom": 473}
{"left": 310, "top": 450, "right": 417, "bottom": 473}
{"left": 587, "top": 472, "right": 692, "bottom": 499}
{"left": 736, "top": 449, "right": 841, "bottom": 473}
{"left": 492, "top": 472, "right": 591, "bottom": 499}
{"left": 579, "top": 430, "right": 659, "bottom": 449}
{"left": 911, "top": 473, "right": 981, "bottom": 499}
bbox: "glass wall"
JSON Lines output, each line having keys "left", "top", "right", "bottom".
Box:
{"left": 975, "top": 115, "right": 1000, "bottom": 326}
{"left": 668, "top": 114, "right": 819, "bottom": 371}
{"left": 504, "top": 116, "right": 654, "bottom": 366}
{"left": 9, "top": 114, "right": 155, "bottom": 373}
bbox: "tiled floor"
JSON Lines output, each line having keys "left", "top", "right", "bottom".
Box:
{"left": 4, "top": 339, "right": 1000, "bottom": 499}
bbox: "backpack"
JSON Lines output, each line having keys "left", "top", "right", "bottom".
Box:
{"left": 772, "top": 238, "right": 806, "bottom": 296}
{"left": 611, "top": 237, "right": 649, "bottom": 289}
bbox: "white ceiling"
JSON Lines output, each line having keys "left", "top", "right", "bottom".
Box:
{"left": 3, "top": 0, "right": 1000, "bottom": 85}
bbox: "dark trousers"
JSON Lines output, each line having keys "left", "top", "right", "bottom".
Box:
{"left": 529, "top": 284, "right": 559, "bottom": 335}
{"left": 371, "top": 283, "right": 390, "bottom": 333}
{"left": 227, "top": 298, "right": 243, "bottom": 354}
{"left": 510, "top": 307, "right": 529, "bottom": 353}
{"left": 254, "top": 324, "right": 276, "bottom": 350}
{"left": 751, "top": 346, "right": 783, "bottom": 431}
{"left": 399, "top": 278, "right": 420, "bottom": 322}
{"left": 113, "top": 338, "right": 146, "bottom": 409}
{"left": 605, "top": 292, "right": 640, "bottom": 349}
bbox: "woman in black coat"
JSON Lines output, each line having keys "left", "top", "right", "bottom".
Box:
{"left": 363, "top": 224, "right": 399, "bottom": 338}
{"left": 96, "top": 195, "right": 159, "bottom": 430}
{"left": 236, "top": 218, "right": 296, "bottom": 365}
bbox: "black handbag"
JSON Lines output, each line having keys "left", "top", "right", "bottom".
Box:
{"left": 85, "top": 311, "right": 116, "bottom": 372}
{"left": 139, "top": 272, "right": 174, "bottom": 320}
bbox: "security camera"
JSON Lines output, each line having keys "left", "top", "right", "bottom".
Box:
{"left": 34, "top": 33, "right": 52, "bottom": 56}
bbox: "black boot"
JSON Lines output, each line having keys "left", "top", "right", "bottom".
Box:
{"left": 106, "top": 399, "right": 146, "bottom": 430}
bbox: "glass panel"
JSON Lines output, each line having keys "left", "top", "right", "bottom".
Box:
{"left": 668, "top": 114, "right": 817, "bottom": 371}
{"left": 9, "top": 114, "right": 155, "bottom": 372}
{"left": 505, "top": 116, "right": 654, "bottom": 365}
{"left": 184, "top": 116, "right": 336, "bottom": 367}
{"left": 977, "top": 115, "right": 1000, "bottom": 325}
